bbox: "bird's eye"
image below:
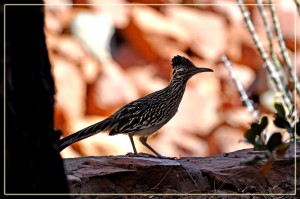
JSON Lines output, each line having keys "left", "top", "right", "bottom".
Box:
{"left": 178, "top": 68, "right": 185, "bottom": 72}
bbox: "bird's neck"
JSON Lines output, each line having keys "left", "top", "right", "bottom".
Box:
{"left": 167, "top": 78, "right": 187, "bottom": 99}
{"left": 170, "top": 77, "right": 188, "bottom": 88}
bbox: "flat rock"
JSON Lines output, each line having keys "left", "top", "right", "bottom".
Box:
{"left": 164, "top": 6, "right": 227, "bottom": 61}
{"left": 64, "top": 142, "right": 299, "bottom": 196}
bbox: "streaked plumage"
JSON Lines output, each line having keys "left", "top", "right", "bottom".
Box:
{"left": 58, "top": 55, "right": 213, "bottom": 157}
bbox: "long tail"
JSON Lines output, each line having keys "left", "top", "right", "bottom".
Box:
{"left": 57, "top": 117, "right": 112, "bottom": 152}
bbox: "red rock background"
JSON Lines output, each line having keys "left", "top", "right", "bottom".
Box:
{"left": 44, "top": 0, "right": 299, "bottom": 158}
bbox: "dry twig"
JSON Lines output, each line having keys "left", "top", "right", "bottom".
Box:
{"left": 268, "top": 0, "right": 300, "bottom": 96}
{"left": 237, "top": 0, "right": 295, "bottom": 123}
{"left": 221, "top": 55, "right": 259, "bottom": 121}
{"left": 256, "top": 0, "right": 285, "bottom": 86}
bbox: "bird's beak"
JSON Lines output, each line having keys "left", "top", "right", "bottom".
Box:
{"left": 195, "top": 67, "right": 214, "bottom": 73}
{"left": 189, "top": 67, "right": 213, "bottom": 76}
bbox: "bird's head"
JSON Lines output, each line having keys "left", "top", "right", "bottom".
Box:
{"left": 171, "top": 55, "right": 213, "bottom": 81}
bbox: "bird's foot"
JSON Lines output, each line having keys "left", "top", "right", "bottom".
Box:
{"left": 126, "top": 152, "right": 157, "bottom": 158}
{"left": 126, "top": 152, "right": 177, "bottom": 160}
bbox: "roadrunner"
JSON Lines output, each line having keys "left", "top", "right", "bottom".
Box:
{"left": 58, "top": 55, "right": 213, "bottom": 157}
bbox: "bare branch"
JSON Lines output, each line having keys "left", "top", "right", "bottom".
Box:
{"left": 256, "top": 0, "right": 275, "bottom": 58}
{"left": 256, "top": 0, "right": 289, "bottom": 96}
{"left": 268, "top": 0, "right": 300, "bottom": 96}
{"left": 237, "top": 0, "right": 295, "bottom": 122}
{"left": 256, "top": 0, "right": 284, "bottom": 72}
{"left": 221, "top": 55, "right": 259, "bottom": 121}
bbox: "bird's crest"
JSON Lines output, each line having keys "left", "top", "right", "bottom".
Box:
{"left": 171, "top": 55, "right": 195, "bottom": 69}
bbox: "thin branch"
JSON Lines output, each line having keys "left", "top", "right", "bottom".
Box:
{"left": 256, "top": 0, "right": 275, "bottom": 58}
{"left": 256, "top": 0, "right": 285, "bottom": 84}
{"left": 237, "top": 0, "right": 295, "bottom": 122}
{"left": 268, "top": 0, "right": 300, "bottom": 96}
{"left": 221, "top": 55, "right": 259, "bottom": 121}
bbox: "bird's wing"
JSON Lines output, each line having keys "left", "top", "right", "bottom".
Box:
{"left": 108, "top": 97, "right": 167, "bottom": 135}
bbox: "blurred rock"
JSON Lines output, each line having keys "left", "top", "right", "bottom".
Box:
{"left": 218, "top": 62, "right": 256, "bottom": 90}
{"left": 44, "top": 0, "right": 73, "bottom": 33}
{"left": 223, "top": 107, "right": 256, "bottom": 127}
{"left": 51, "top": 56, "right": 86, "bottom": 128}
{"left": 225, "top": 21, "right": 277, "bottom": 69}
{"left": 113, "top": 42, "right": 148, "bottom": 69}
{"left": 60, "top": 144, "right": 81, "bottom": 158}
{"left": 88, "top": 59, "right": 138, "bottom": 114}
{"left": 231, "top": 27, "right": 279, "bottom": 71}
{"left": 81, "top": 133, "right": 140, "bottom": 156}
{"left": 200, "top": 0, "right": 244, "bottom": 26}
{"left": 225, "top": 24, "right": 243, "bottom": 63}
{"left": 80, "top": 55, "right": 102, "bottom": 84}
{"left": 120, "top": 6, "right": 190, "bottom": 63}
{"left": 88, "top": 0, "right": 130, "bottom": 29}
{"left": 212, "top": 126, "right": 251, "bottom": 153}
{"left": 237, "top": 29, "right": 264, "bottom": 71}
{"left": 71, "top": 11, "right": 115, "bottom": 60}
{"left": 166, "top": 84, "right": 219, "bottom": 136}
{"left": 146, "top": 35, "right": 189, "bottom": 62}
{"left": 260, "top": 89, "right": 276, "bottom": 113}
{"left": 45, "top": 33, "right": 59, "bottom": 53}
{"left": 276, "top": 1, "right": 300, "bottom": 51}
{"left": 44, "top": 10, "right": 63, "bottom": 34}
{"left": 120, "top": 12, "right": 160, "bottom": 63}
{"left": 154, "top": 128, "right": 210, "bottom": 157}
{"left": 164, "top": 6, "right": 227, "bottom": 61}
{"left": 132, "top": 6, "right": 191, "bottom": 47}
{"left": 56, "top": 36, "right": 87, "bottom": 64}
{"left": 126, "top": 65, "right": 168, "bottom": 96}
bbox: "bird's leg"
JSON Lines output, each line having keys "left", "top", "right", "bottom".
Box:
{"left": 127, "top": 134, "right": 155, "bottom": 158}
{"left": 128, "top": 134, "right": 138, "bottom": 154}
{"left": 139, "top": 136, "right": 166, "bottom": 158}
{"left": 128, "top": 133, "right": 177, "bottom": 160}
